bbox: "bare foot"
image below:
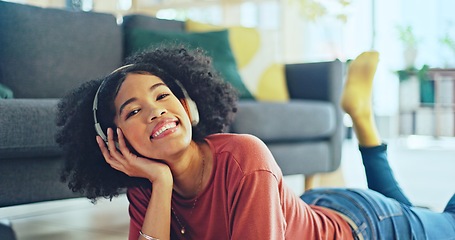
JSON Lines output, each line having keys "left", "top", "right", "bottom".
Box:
{"left": 341, "top": 51, "right": 379, "bottom": 119}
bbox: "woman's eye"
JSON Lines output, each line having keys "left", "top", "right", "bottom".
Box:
{"left": 126, "top": 109, "right": 140, "bottom": 119}
{"left": 157, "top": 93, "right": 170, "bottom": 100}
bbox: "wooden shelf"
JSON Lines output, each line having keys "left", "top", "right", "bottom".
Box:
{"left": 399, "top": 68, "right": 455, "bottom": 137}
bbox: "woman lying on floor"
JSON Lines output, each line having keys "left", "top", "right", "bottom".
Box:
{"left": 56, "top": 46, "right": 455, "bottom": 239}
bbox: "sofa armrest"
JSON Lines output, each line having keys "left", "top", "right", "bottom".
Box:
{"left": 0, "top": 99, "right": 61, "bottom": 159}
{"left": 285, "top": 59, "right": 344, "bottom": 103}
{"left": 285, "top": 60, "right": 346, "bottom": 173}
{"left": 0, "top": 99, "right": 85, "bottom": 207}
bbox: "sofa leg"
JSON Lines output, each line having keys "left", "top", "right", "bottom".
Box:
{"left": 304, "top": 167, "right": 346, "bottom": 191}
{"left": 304, "top": 174, "right": 320, "bottom": 191}
{"left": 0, "top": 219, "right": 17, "bottom": 240}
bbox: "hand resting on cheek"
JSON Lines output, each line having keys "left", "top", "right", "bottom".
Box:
{"left": 96, "top": 127, "right": 173, "bottom": 184}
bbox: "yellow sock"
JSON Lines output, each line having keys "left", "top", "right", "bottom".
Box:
{"left": 341, "top": 51, "right": 379, "bottom": 118}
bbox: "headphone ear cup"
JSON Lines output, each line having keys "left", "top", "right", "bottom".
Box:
{"left": 181, "top": 98, "right": 199, "bottom": 126}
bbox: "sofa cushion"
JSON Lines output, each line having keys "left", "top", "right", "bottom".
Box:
{"left": 0, "top": 1, "right": 123, "bottom": 98}
{"left": 0, "top": 99, "right": 61, "bottom": 159}
{"left": 231, "top": 100, "right": 336, "bottom": 142}
{"left": 124, "top": 28, "right": 253, "bottom": 99}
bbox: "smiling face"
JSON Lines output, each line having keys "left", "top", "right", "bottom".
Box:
{"left": 113, "top": 73, "right": 193, "bottom": 160}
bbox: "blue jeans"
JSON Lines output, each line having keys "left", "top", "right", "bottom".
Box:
{"left": 300, "top": 144, "right": 455, "bottom": 239}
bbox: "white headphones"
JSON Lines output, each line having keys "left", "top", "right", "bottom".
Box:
{"left": 92, "top": 64, "right": 199, "bottom": 146}
{"left": 172, "top": 78, "right": 199, "bottom": 127}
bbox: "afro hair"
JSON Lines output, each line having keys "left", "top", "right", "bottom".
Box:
{"left": 56, "top": 44, "right": 239, "bottom": 201}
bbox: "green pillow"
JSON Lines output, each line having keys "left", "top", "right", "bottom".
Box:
{"left": 0, "top": 83, "right": 13, "bottom": 99}
{"left": 125, "top": 28, "right": 254, "bottom": 99}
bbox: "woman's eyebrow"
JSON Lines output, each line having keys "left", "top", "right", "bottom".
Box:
{"left": 119, "top": 97, "right": 137, "bottom": 115}
{"left": 118, "top": 82, "right": 167, "bottom": 115}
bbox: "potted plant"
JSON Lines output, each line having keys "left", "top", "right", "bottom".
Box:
{"left": 397, "top": 25, "right": 420, "bottom": 69}
{"left": 440, "top": 33, "right": 455, "bottom": 68}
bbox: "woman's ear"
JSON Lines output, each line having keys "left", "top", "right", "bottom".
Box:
{"left": 180, "top": 98, "right": 199, "bottom": 126}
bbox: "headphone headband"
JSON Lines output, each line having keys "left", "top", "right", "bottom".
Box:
{"left": 92, "top": 64, "right": 135, "bottom": 142}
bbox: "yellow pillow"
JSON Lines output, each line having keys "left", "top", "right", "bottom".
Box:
{"left": 256, "top": 64, "right": 289, "bottom": 101}
{"left": 185, "top": 19, "right": 289, "bottom": 102}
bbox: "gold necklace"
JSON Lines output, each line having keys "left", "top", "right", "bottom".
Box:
{"left": 171, "top": 155, "right": 206, "bottom": 235}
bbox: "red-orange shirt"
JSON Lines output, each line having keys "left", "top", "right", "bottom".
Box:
{"left": 128, "top": 133, "right": 352, "bottom": 239}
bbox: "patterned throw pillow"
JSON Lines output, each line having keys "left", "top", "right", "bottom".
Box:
{"left": 185, "top": 20, "right": 289, "bottom": 102}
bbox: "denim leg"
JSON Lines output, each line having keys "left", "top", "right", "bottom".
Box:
{"left": 301, "top": 189, "right": 455, "bottom": 239}
{"left": 412, "top": 207, "right": 455, "bottom": 239}
{"left": 359, "top": 144, "right": 412, "bottom": 206}
{"left": 301, "top": 188, "right": 415, "bottom": 240}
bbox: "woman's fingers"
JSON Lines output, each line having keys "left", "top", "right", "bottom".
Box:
{"left": 116, "top": 128, "right": 131, "bottom": 157}
{"left": 104, "top": 128, "right": 140, "bottom": 175}
{"left": 97, "top": 128, "right": 172, "bottom": 181}
{"left": 106, "top": 128, "right": 119, "bottom": 154}
{"left": 96, "top": 135, "right": 123, "bottom": 171}
{"left": 106, "top": 128, "right": 128, "bottom": 160}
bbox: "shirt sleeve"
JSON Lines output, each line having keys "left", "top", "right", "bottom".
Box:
{"left": 230, "top": 170, "right": 286, "bottom": 239}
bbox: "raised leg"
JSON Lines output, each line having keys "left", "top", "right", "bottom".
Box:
{"left": 341, "top": 51, "right": 412, "bottom": 206}
{"left": 341, "top": 51, "right": 380, "bottom": 147}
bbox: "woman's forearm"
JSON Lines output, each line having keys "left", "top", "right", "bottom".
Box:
{"left": 139, "top": 180, "right": 173, "bottom": 240}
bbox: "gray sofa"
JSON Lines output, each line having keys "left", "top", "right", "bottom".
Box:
{"left": 0, "top": 0, "right": 343, "bottom": 215}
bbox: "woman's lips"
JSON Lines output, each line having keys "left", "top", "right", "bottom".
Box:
{"left": 151, "top": 120, "right": 179, "bottom": 140}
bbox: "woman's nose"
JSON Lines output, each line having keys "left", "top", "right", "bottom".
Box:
{"left": 149, "top": 108, "right": 167, "bottom": 121}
